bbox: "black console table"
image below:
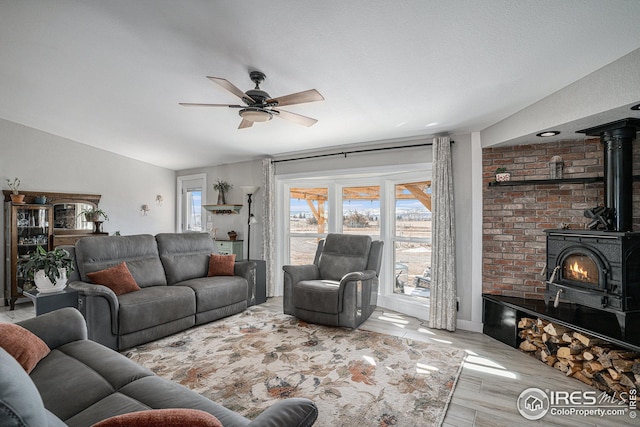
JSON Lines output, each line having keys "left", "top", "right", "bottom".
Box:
{"left": 482, "top": 294, "right": 640, "bottom": 353}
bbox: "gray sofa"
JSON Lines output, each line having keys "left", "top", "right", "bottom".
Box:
{"left": 0, "top": 307, "right": 318, "bottom": 427}
{"left": 69, "top": 232, "right": 256, "bottom": 350}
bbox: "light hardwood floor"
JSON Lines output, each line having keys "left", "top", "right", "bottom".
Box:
{"left": 2, "top": 298, "right": 636, "bottom": 426}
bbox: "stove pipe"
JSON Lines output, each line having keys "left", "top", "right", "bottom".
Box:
{"left": 578, "top": 118, "right": 640, "bottom": 232}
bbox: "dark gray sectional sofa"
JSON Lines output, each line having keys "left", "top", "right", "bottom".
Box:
{"left": 0, "top": 308, "right": 318, "bottom": 427}
{"left": 69, "top": 232, "right": 256, "bottom": 350}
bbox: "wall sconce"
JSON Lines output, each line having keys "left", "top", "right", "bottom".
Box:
{"left": 140, "top": 204, "right": 150, "bottom": 215}
{"left": 156, "top": 195, "right": 164, "bottom": 206}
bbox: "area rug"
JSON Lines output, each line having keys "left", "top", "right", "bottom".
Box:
{"left": 124, "top": 306, "right": 465, "bottom": 426}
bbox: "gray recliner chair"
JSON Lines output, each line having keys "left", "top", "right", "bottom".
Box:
{"left": 283, "top": 234, "right": 383, "bottom": 328}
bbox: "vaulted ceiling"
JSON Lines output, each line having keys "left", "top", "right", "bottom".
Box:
{"left": 1, "top": 1, "right": 640, "bottom": 170}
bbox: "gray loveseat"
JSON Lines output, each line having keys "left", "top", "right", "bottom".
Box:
{"left": 0, "top": 307, "right": 318, "bottom": 427}
{"left": 69, "top": 232, "right": 255, "bottom": 350}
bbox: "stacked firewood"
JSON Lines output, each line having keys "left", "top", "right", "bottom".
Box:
{"left": 517, "top": 317, "right": 640, "bottom": 394}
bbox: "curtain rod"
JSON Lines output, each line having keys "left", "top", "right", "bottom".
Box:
{"left": 271, "top": 141, "right": 452, "bottom": 164}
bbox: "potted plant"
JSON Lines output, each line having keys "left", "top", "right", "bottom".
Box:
{"left": 6, "top": 177, "right": 24, "bottom": 204}
{"left": 495, "top": 167, "right": 511, "bottom": 182}
{"left": 18, "top": 246, "right": 75, "bottom": 293}
{"left": 79, "top": 207, "right": 109, "bottom": 222}
{"left": 213, "top": 179, "right": 232, "bottom": 205}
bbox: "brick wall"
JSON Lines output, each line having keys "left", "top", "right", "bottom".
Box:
{"left": 482, "top": 137, "right": 640, "bottom": 298}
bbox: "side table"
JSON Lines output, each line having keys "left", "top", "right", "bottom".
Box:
{"left": 24, "top": 287, "right": 79, "bottom": 316}
{"left": 240, "top": 259, "right": 266, "bottom": 306}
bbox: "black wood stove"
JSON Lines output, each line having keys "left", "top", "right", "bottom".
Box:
{"left": 544, "top": 118, "right": 640, "bottom": 338}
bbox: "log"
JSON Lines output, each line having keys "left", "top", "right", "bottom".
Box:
{"left": 582, "top": 351, "right": 594, "bottom": 361}
{"left": 569, "top": 339, "right": 585, "bottom": 354}
{"left": 543, "top": 323, "right": 571, "bottom": 337}
{"left": 612, "top": 359, "right": 635, "bottom": 372}
{"left": 598, "top": 356, "right": 613, "bottom": 369}
{"left": 558, "top": 346, "right": 582, "bottom": 358}
{"left": 584, "top": 360, "right": 605, "bottom": 373}
{"left": 619, "top": 373, "right": 636, "bottom": 388}
{"left": 573, "top": 331, "right": 607, "bottom": 347}
{"left": 607, "top": 350, "right": 640, "bottom": 360}
{"left": 519, "top": 340, "right": 537, "bottom": 352}
{"left": 607, "top": 368, "right": 622, "bottom": 381}
{"left": 573, "top": 371, "right": 593, "bottom": 386}
{"left": 561, "top": 333, "right": 573, "bottom": 343}
{"left": 518, "top": 318, "right": 535, "bottom": 329}
{"left": 632, "top": 362, "right": 640, "bottom": 376}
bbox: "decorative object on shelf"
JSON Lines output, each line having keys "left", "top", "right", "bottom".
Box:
{"left": 140, "top": 204, "right": 150, "bottom": 215}
{"left": 213, "top": 179, "right": 232, "bottom": 205}
{"left": 6, "top": 177, "right": 24, "bottom": 204}
{"left": 203, "top": 204, "right": 242, "bottom": 214}
{"left": 549, "top": 155, "right": 564, "bottom": 179}
{"left": 155, "top": 194, "right": 163, "bottom": 206}
{"left": 34, "top": 195, "right": 47, "bottom": 204}
{"left": 18, "top": 246, "right": 74, "bottom": 294}
{"left": 227, "top": 230, "right": 238, "bottom": 241}
{"left": 584, "top": 206, "right": 614, "bottom": 230}
{"left": 79, "top": 207, "right": 109, "bottom": 222}
{"left": 495, "top": 167, "right": 511, "bottom": 182}
{"left": 240, "top": 185, "right": 260, "bottom": 259}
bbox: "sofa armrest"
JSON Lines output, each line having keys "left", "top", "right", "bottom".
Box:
{"left": 17, "top": 307, "right": 87, "bottom": 350}
{"left": 337, "top": 270, "right": 379, "bottom": 327}
{"left": 282, "top": 265, "right": 320, "bottom": 284}
{"left": 340, "top": 270, "right": 377, "bottom": 285}
{"left": 69, "top": 281, "right": 119, "bottom": 335}
{"left": 233, "top": 260, "right": 256, "bottom": 280}
{"left": 247, "top": 398, "right": 318, "bottom": 427}
{"left": 282, "top": 265, "right": 320, "bottom": 315}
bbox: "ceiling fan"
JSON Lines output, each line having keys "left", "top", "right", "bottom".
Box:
{"left": 180, "top": 71, "right": 324, "bottom": 129}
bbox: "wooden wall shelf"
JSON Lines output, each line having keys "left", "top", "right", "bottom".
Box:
{"left": 203, "top": 204, "right": 242, "bottom": 214}
{"left": 487, "top": 175, "right": 640, "bottom": 187}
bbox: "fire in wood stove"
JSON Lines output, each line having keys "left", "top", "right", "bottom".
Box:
{"left": 563, "top": 254, "right": 598, "bottom": 285}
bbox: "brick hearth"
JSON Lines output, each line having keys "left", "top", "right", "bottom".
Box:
{"left": 482, "top": 137, "right": 640, "bottom": 299}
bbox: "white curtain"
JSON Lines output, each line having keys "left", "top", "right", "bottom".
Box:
{"left": 262, "top": 158, "right": 276, "bottom": 297}
{"left": 429, "top": 136, "right": 457, "bottom": 331}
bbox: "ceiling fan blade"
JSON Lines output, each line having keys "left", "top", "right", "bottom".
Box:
{"left": 238, "top": 119, "right": 254, "bottom": 129}
{"left": 179, "top": 103, "right": 244, "bottom": 108}
{"left": 207, "top": 76, "right": 255, "bottom": 103}
{"left": 267, "top": 89, "right": 324, "bottom": 107}
{"left": 273, "top": 109, "right": 318, "bottom": 127}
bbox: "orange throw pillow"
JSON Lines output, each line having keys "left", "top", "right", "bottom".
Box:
{"left": 90, "top": 409, "right": 223, "bottom": 427}
{"left": 87, "top": 262, "right": 141, "bottom": 296}
{"left": 208, "top": 253, "right": 236, "bottom": 276}
{"left": 0, "top": 323, "right": 50, "bottom": 373}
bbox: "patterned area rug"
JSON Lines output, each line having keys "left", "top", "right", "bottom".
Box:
{"left": 124, "top": 306, "right": 465, "bottom": 426}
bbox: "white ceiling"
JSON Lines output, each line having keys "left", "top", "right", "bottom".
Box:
{"left": 1, "top": 1, "right": 640, "bottom": 170}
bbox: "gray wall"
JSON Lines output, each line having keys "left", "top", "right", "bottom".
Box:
{"left": 1, "top": 117, "right": 176, "bottom": 303}
{"left": 178, "top": 159, "right": 264, "bottom": 260}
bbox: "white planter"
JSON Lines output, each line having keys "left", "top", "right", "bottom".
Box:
{"left": 495, "top": 172, "right": 511, "bottom": 182}
{"left": 34, "top": 269, "right": 67, "bottom": 293}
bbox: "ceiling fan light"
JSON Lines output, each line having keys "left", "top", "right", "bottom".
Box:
{"left": 239, "top": 108, "right": 272, "bottom": 123}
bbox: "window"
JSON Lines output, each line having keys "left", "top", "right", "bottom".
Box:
{"left": 342, "top": 186, "right": 380, "bottom": 237}
{"left": 392, "top": 181, "right": 432, "bottom": 300}
{"left": 177, "top": 174, "right": 206, "bottom": 233}
{"left": 289, "top": 186, "right": 329, "bottom": 265}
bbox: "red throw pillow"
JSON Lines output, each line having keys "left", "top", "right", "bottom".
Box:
{"left": 87, "top": 262, "right": 141, "bottom": 296}
{"left": 208, "top": 253, "right": 236, "bottom": 276}
{"left": 90, "top": 409, "right": 223, "bottom": 427}
{"left": 0, "top": 323, "right": 50, "bottom": 373}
